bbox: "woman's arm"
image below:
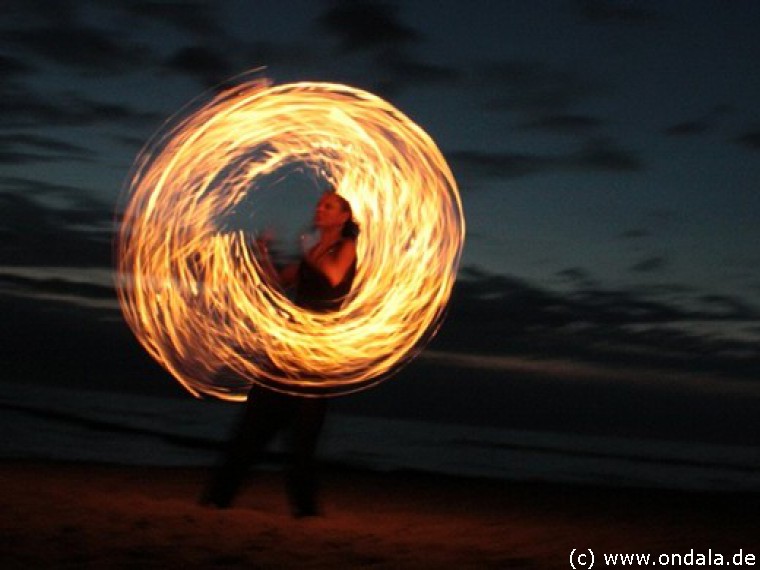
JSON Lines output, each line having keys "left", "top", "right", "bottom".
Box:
{"left": 256, "top": 239, "right": 299, "bottom": 289}
{"left": 278, "top": 262, "right": 299, "bottom": 288}
{"left": 305, "top": 239, "right": 356, "bottom": 287}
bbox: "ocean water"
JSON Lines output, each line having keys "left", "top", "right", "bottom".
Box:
{"left": 1, "top": 381, "right": 758, "bottom": 492}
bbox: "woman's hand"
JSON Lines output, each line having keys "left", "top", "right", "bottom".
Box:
{"left": 252, "top": 229, "right": 299, "bottom": 289}
{"left": 255, "top": 228, "right": 275, "bottom": 257}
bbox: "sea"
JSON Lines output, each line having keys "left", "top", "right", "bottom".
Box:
{"left": 1, "top": 380, "right": 758, "bottom": 492}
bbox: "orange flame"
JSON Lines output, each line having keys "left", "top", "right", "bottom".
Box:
{"left": 116, "top": 76, "right": 465, "bottom": 400}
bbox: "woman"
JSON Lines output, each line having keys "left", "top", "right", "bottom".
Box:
{"left": 201, "top": 189, "right": 358, "bottom": 516}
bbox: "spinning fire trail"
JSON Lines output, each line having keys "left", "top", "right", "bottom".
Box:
{"left": 116, "top": 75, "right": 465, "bottom": 400}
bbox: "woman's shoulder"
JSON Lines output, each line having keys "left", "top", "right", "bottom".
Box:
{"left": 336, "top": 237, "right": 357, "bottom": 255}
{"left": 326, "top": 237, "right": 355, "bottom": 254}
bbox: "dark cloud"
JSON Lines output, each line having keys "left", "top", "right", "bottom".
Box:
{"left": 711, "top": 103, "right": 735, "bottom": 116}
{"left": 108, "top": 133, "right": 149, "bottom": 151}
{"left": 0, "top": 87, "right": 65, "bottom": 127}
{"left": 376, "top": 49, "right": 460, "bottom": 86}
{"left": 0, "top": 290, "right": 172, "bottom": 399}
{"left": 734, "top": 130, "right": 760, "bottom": 150}
{"left": 630, "top": 256, "right": 667, "bottom": 273}
{"left": 481, "top": 60, "right": 599, "bottom": 115}
{"left": 0, "top": 134, "right": 95, "bottom": 165}
{"left": 313, "top": 1, "right": 460, "bottom": 97}
{"left": 61, "top": 96, "right": 162, "bottom": 128}
{"left": 318, "top": 1, "right": 421, "bottom": 52}
{"left": 699, "top": 294, "right": 759, "bottom": 320}
{"left": 0, "top": 54, "right": 37, "bottom": 79}
{"left": 571, "top": 138, "right": 642, "bottom": 172}
{"left": 1, "top": 25, "right": 152, "bottom": 75}
{"left": 519, "top": 114, "right": 604, "bottom": 133}
{"left": 619, "top": 229, "right": 650, "bottom": 239}
{"left": 0, "top": 148, "right": 83, "bottom": 166}
{"left": 556, "top": 267, "right": 598, "bottom": 288}
{"left": 459, "top": 267, "right": 750, "bottom": 331}
{"left": 243, "top": 41, "right": 323, "bottom": 69}
{"left": 163, "top": 45, "right": 237, "bottom": 88}
{"left": 646, "top": 208, "right": 678, "bottom": 225}
{"left": 439, "top": 266, "right": 760, "bottom": 380}
{"left": 0, "top": 186, "right": 112, "bottom": 267}
{"left": 449, "top": 150, "right": 555, "bottom": 179}
{"left": 1, "top": 0, "right": 78, "bottom": 25}
{"left": 0, "top": 86, "right": 162, "bottom": 129}
{"left": 3, "top": 0, "right": 224, "bottom": 80}
{"left": 450, "top": 137, "right": 641, "bottom": 181}
{"left": 664, "top": 121, "right": 709, "bottom": 136}
{"left": 634, "top": 283, "right": 694, "bottom": 297}
{"left": 115, "top": 0, "right": 223, "bottom": 38}
{"left": 0, "top": 176, "right": 110, "bottom": 223}
{"left": 0, "top": 272, "right": 115, "bottom": 303}
{"left": 573, "top": 0, "right": 661, "bottom": 25}
{"left": 359, "top": 45, "right": 462, "bottom": 98}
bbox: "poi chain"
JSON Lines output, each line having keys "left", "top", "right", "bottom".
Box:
{"left": 116, "top": 77, "right": 465, "bottom": 399}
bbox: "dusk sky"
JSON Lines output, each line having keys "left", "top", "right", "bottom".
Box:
{"left": 2, "top": 1, "right": 759, "bottom": 446}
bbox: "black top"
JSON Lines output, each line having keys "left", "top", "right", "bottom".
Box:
{"left": 295, "top": 240, "right": 356, "bottom": 312}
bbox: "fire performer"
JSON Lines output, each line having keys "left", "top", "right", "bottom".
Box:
{"left": 200, "top": 188, "right": 359, "bottom": 516}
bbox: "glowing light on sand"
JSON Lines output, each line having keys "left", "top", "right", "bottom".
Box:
{"left": 116, "top": 75, "right": 465, "bottom": 399}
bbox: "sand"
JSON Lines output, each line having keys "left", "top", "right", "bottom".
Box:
{"left": 1, "top": 459, "right": 758, "bottom": 569}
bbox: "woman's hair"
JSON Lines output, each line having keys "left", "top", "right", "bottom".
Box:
{"left": 328, "top": 190, "right": 360, "bottom": 239}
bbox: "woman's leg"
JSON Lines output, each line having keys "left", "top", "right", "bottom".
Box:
{"left": 286, "top": 397, "right": 328, "bottom": 516}
{"left": 201, "top": 386, "right": 291, "bottom": 508}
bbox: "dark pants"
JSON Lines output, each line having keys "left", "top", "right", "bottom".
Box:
{"left": 201, "top": 384, "right": 327, "bottom": 515}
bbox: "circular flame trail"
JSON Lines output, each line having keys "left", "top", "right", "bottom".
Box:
{"left": 116, "top": 76, "right": 465, "bottom": 400}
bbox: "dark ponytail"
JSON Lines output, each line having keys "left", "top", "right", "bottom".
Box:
{"left": 329, "top": 190, "right": 360, "bottom": 239}
{"left": 341, "top": 217, "right": 360, "bottom": 239}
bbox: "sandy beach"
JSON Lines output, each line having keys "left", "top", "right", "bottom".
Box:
{"left": 1, "top": 459, "right": 758, "bottom": 569}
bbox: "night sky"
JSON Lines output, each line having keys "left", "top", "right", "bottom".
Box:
{"left": 1, "top": 1, "right": 759, "bottom": 446}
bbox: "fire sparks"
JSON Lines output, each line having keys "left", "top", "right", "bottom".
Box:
{"left": 115, "top": 76, "right": 465, "bottom": 399}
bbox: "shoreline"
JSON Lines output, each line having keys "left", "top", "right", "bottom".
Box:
{"left": 2, "top": 459, "right": 758, "bottom": 569}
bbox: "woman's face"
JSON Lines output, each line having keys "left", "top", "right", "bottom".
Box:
{"left": 314, "top": 193, "right": 350, "bottom": 230}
